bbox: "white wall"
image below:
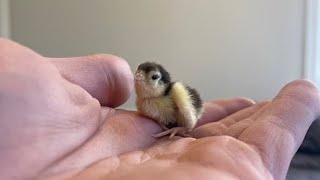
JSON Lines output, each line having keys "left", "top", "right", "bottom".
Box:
{"left": 304, "top": 0, "right": 320, "bottom": 87}
{"left": 0, "top": 0, "right": 10, "bottom": 38}
{"left": 9, "top": 0, "right": 305, "bottom": 109}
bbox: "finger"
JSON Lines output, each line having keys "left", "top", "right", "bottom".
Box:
{"left": 238, "top": 80, "right": 320, "bottom": 179}
{"left": 220, "top": 101, "right": 270, "bottom": 126}
{"left": 192, "top": 102, "right": 269, "bottom": 138}
{"left": 196, "top": 97, "right": 256, "bottom": 127}
{"left": 50, "top": 54, "right": 134, "bottom": 107}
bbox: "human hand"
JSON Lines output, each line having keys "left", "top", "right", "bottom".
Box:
{"left": 1, "top": 38, "right": 319, "bottom": 180}
{"left": 0, "top": 38, "right": 134, "bottom": 179}
{"left": 0, "top": 38, "right": 252, "bottom": 180}
{"left": 67, "top": 80, "right": 319, "bottom": 180}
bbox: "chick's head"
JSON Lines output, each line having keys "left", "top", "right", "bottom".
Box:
{"left": 134, "top": 62, "right": 171, "bottom": 98}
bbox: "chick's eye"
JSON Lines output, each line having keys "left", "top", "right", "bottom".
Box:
{"left": 151, "top": 74, "right": 160, "bottom": 80}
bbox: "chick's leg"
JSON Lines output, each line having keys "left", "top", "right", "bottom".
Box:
{"left": 153, "top": 127, "right": 191, "bottom": 139}
{"left": 159, "top": 123, "right": 169, "bottom": 131}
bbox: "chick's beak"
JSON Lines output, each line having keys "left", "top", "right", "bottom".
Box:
{"left": 134, "top": 71, "right": 144, "bottom": 82}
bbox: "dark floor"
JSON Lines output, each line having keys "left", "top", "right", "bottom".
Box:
{"left": 286, "top": 167, "right": 320, "bottom": 180}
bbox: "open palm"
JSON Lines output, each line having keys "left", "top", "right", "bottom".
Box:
{"left": 1, "top": 39, "right": 319, "bottom": 180}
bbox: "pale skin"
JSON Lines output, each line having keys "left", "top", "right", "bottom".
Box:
{"left": 0, "top": 38, "right": 319, "bottom": 180}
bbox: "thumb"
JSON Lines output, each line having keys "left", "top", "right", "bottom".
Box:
{"left": 50, "top": 54, "right": 134, "bottom": 107}
{"left": 239, "top": 80, "right": 320, "bottom": 179}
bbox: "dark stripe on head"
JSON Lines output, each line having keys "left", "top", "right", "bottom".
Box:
{"left": 137, "top": 62, "right": 171, "bottom": 84}
{"left": 137, "top": 62, "right": 158, "bottom": 74}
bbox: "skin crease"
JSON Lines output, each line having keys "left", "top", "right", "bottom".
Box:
{"left": 0, "top": 38, "right": 319, "bottom": 180}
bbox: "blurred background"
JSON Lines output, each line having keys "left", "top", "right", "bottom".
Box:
{"left": 0, "top": 1, "right": 320, "bottom": 179}
{"left": 0, "top": 0, "right": 308, "bottom": 110}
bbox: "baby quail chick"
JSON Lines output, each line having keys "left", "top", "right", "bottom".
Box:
{"left": 134, "top": 62, "right": 203, "bottom": 139}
